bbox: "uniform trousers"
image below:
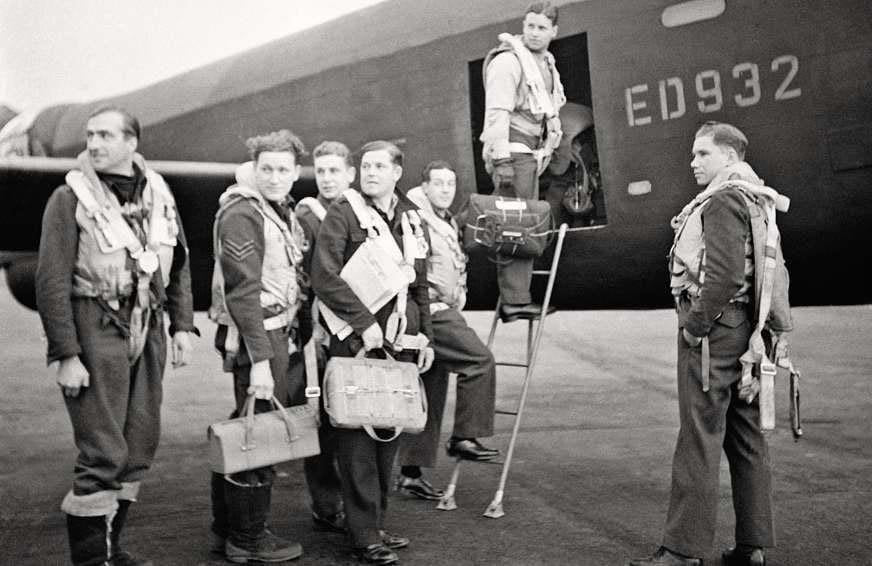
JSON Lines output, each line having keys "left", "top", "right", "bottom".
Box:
{"left": 288, "top": 348, "right": 343, "bottom": 519}
{"left": 62, "top": 298, "right": 166, "bottom": 515}
{"left": 398, "top": 308, "right": 496, "bottom": 468}
{"left": 663, "top": 304, "right": 775, "bottom": 557}
{"left": 493, "top": 152, "right": 539, "bottom": 304}
{"left": 325, "top": 336, "right": 415, "bottom": 549}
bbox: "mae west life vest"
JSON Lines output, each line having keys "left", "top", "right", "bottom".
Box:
{"left": 406, "top": 186, "right": 467, "bottom": 312}
{"left": 317, "top": 189, "right": 429, "bottom": 351}
{"left": 668, "top": 163, "right": 796, "bottom": 430}
{"left": 209, "top": 166, "right": 305, "bottom": 336}
{"left": 65, "top": 152, "right": 180, "bottom": 363}
{"left": 481, "top": 33, "right": 566, "bottom": 172}
{"left": 67, "top": 158, "right": 179, "bottom": 302}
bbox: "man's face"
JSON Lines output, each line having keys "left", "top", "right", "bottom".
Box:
{"left": 86, "top": 111, "right": 136, "bottom": 174}
{"left": 422, "top": 168, "right": 457, "bottom": 212}
{"left": 521, "top": 12, "right": 558, "bottom": 53}
{"left": 359, "top": 150, "right": 401, "bottom": 201}
{"left": 690, "top": 135, "right": 736, "bottom": 186}
{"left": 254, "top": 151, "right": 299, "bottom": 202}
{"left": 314, "top": 154, "right": 355, "bottom": 201}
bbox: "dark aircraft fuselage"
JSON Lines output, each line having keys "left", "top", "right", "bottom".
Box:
{"left": 1, "top": 0, "right": 870, "bottom": 311}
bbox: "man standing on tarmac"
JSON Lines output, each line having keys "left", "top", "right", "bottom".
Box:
{"left": 311, "top": 140, "right": 434, "bottom": 565}
{"left": 208, "top": 130, "right": 307, "bottom": 563}
{"left": 629, "top": 122, "right": 793, "bottom": 566}
{"left": 291, "top": 141, "right": 354, "bottom": 534}
{"left": 480, "top": 1, "right": 565, "bottom": 323}
{"left": 396, "top": 161, "right": 498, "bottom": 500}
{"left": 36, "top": 106, "right": 196, "bottom": 566}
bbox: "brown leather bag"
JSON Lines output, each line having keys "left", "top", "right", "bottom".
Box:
{"left": 208, "top": 395, "right": 320, "bottom": 474}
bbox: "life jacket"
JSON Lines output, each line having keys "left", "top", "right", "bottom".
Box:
{"left": 209, "top": 162, "right": 305, "bottom": 337}
{"left": 668, "top": 162, "right": 795, "bottom": 421}
{"left": 65, "top": 152, "right": 179, "bottom": 362}
{"left": 296, "top": 197, "right": 327, "bottom": 222}
{"left": 482, "top": 33, "right": 566, "bottom": 172}
{"left": 317, "top": 189, "right": 429, "bottom": 351}
{"left": 406, "top": 186, "right": 467, "bottom": 312}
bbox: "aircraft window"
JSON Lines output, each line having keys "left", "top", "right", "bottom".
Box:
{"left": 468, "top": 31, "right": 607, "bottom": 229}
{"left": 661, "top": 0, "right": 725, "bottom": 27}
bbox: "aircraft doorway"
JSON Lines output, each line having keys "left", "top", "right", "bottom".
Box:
{"left": 468, "top": 31, "right": 607, "bottom": 228}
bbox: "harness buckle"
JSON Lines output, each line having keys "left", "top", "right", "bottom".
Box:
{"left": 304, "top": 386, "right": 321, "bottom": 398}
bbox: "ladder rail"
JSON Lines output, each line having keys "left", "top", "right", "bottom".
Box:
{"left": 484, "top": 223, "right": 568, "bottom": 518}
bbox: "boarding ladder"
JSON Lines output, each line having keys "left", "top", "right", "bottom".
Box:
{"left": 436, "top": 223, "right": 569, "bottom": 517}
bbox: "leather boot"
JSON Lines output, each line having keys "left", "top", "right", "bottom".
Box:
{"left": 66, "top": 513, "right": 112, "bottom": 566}
{"left": 109, "top": 500, "right": 152, "bottom": 566}
{"left": 224, "top": 479, "right": 303, "bottom": 563}
{"left": 210, "top": 472, "right": 229, "bottom": 554}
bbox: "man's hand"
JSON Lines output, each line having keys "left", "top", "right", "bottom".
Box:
{"left": 171, "top": 331, "right": 194, "bottom": 368}
{"left": 248, "top": 360, "right": 275, "bottom": 400}
{"left": 417, "top": 347, "right": 435, "bottom": 373}
{"left": 492, "top": 160, "right": 515, "bottom": 190}
{"left": 56, "top": 356, "right": 90, "bottom": 398}
{"left": 738, "top": 376, "right": 761, "bottom": 404}
{"left": 361, "top": 322, "right": 384, "bottom": 352}
{"left": 682, "top": 328, "right": 702, "bottom": 348}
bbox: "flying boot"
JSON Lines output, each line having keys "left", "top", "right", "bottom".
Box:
{"left": 223, "top": 477, "right": 302, "bottom": 563}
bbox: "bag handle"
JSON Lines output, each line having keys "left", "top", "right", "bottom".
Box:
{"left": 363, "top": 425, "right": 404, "bottom": 442}
{"left": 242, "top": 394, "right": 299, "bottom": 451}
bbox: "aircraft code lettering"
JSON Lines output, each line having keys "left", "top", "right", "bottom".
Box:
{"left": 625, "top": 55, "right": 801, "bottom": 127}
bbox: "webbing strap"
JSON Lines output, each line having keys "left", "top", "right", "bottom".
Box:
{"left": 701, "top": 337, "right": 710, "bottom": 392}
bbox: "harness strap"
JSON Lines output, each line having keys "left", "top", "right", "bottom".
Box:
{"left": 297, "top": 197, "right": 327, "bottom": 222}
{"left": 701, "top": 337, "right": 710, "bottom": 392}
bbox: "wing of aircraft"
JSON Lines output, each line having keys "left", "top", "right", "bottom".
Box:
{"left": 2, "top": 0, "right": 871, "bottom": 312}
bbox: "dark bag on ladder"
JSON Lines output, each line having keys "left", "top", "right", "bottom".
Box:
{"left": 462, "top": 194, "right": 553, "bottom": 258}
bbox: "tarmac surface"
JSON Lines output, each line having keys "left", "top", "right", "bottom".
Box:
{"left": 0, "top": 278, "right": 870, "bottom": 565}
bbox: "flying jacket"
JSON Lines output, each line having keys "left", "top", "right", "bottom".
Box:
{"left": 311, "top": 189, "right": 432, "bottom": 343}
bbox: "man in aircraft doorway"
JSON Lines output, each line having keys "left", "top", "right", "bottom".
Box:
{"left": 480, "top": 0, "right": 566, "bottom": 322}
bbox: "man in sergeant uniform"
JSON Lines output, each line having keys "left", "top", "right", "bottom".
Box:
{"left": 396, "top": 161, "right": 498, "bottom": 500}
{"left": 291, "top": 141, "right": 354, "bottom": 534}
{"left": 629, "top": 122, "right": 793, "bottom": 566}
{"left": 208, "top": 130, "right": 308, "bottom": 563}
{"left": 36, "top": 106, "right": 196, "bottom": 566}
{"left": 311, "top": 140, "right": 434, "bottom": 565}
{"left": 480, "top": 0, "right": 565, "bottom": 323}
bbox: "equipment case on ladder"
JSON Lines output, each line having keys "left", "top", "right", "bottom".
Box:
{"left": 437, "top": 223, "right": 569, "bottom": 517}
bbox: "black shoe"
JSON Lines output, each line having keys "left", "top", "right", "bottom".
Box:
{"left": 499, "top": 303, "right": 557, "bottom": 323}
{"left": 395, "top": 475, "right": 444, "bottom": 501}
{"left": 110, "top": 550, "right": 153, "bottom": 566}
{"left": 312, "top": 510, "right": 347, "bottom": 534}
{"left": 354, "top": 543, "right": 398, "bottom": 565}
{"left": 446, "top": 438, "right": 500, "bottom": 461}
{"left": 627, "top": 546, "right": 702, "bottom": 566}
{"left": 379, "top": 530, "right": 409, "bottom": 550}
{"left": 723, "top": 546, "right": 765, "bottom": 566}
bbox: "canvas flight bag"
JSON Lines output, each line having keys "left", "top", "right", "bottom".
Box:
{"left": 208, "top": 394, "right": 320, "bottom": 474}
{"left": 463, "top": 193, "right": 553, "bottom": 258}
{"left": 323, "top": 349, "right": 427, "bottom": 442}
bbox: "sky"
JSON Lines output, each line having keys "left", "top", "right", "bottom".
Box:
{"left": 0, "top": 0, "right": 386, "bottom": 111}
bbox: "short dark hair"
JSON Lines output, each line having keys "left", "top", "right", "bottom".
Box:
{"left": 526, "top": 1, "right": 558, "bottom": 25}
{"left": 421, "top": 160, "right": 455, "bottom": 183}
{"left": 246, "top": 129, "right": 307, "bottom": 163}
{"left": 695, "top": 121, "right": 748, "bottom": 160}
{"left": 88, "top": 106, "right": 140, "bottom": 140}
{"left": 359, "top": 140, "right": 403, "bottom": 167}
{"left": 313, "top": 141, "right": 353, "bottom": 167}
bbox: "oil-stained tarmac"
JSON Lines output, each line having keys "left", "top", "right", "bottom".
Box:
{"left": 1, "top": 278, "right": 869, "bottom": 565}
